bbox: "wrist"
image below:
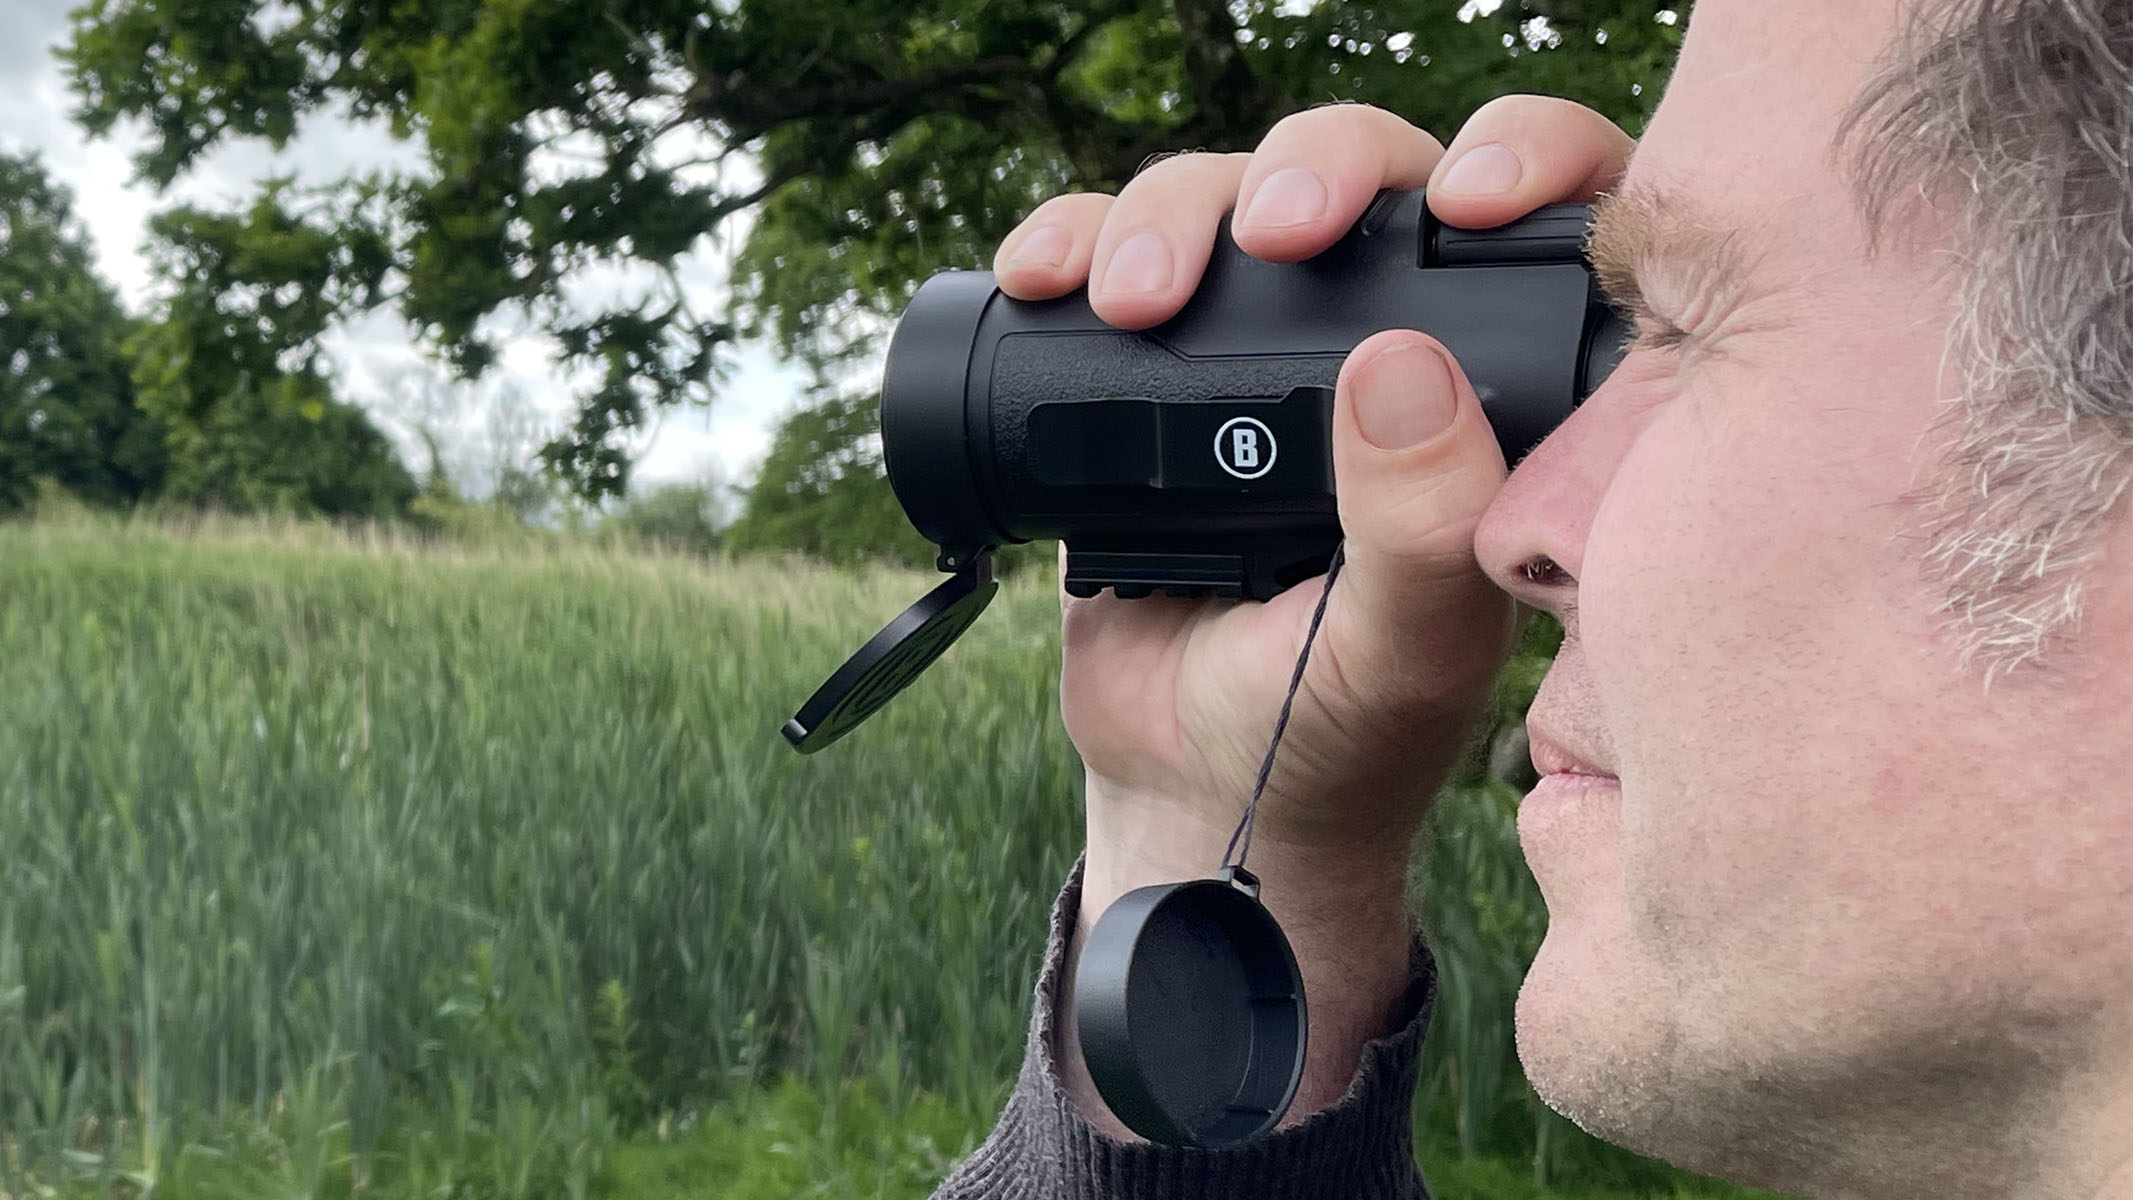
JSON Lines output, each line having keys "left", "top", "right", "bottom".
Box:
{"left": 1079, "top": 772, "right": 1418, "bottom": 921}
{"left": 1063, "top": 774, "right": 1421, "bottom": 1134}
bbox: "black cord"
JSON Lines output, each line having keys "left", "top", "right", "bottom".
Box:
{"left": 1220, "top": 542, "right": 1346, "bottom": 873}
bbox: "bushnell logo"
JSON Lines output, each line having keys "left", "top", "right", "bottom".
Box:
{"left": 1215, "top": 416, "right": 1278, "bottom": 481}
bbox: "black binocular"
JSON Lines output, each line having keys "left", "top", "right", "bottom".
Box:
{"left": 786, "top": 189, "right": 1626, "bottom": 754}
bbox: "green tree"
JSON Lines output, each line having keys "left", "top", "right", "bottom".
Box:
{"left": 126, "top": 188, "right": 417, "bottom": 518}
{"left": 724, "top": 392, "right": 932, "bottom": 567}
{"left": 610, "top": 474, "right": 736, "bottom": 557}
{"left": 146, "top": 382, "right": 417, "bottom": 517}
{"left": 0, "top": 151, "right": 166, "bottom": 512}
{"left": 64, "top": 0, "right": 1685, "bottom": 498}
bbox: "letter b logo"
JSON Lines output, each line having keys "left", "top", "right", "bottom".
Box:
{"left": 1214, "top": 416, "right": 1278, "bottom": 481}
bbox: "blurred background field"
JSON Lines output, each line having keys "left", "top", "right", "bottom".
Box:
{"left": 0, "top": 513, "right": 1770, "bottom": 1199}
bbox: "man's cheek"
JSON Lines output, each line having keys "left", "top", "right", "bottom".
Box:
{"left": 1577, "top": 414, "right": 1753, "bottom": 767}
{"left": 1582, "top": 390, "right": 1928, "bottom": 944}
{"left": 1574, "top": 416, "right": 1794, "bottom": 938}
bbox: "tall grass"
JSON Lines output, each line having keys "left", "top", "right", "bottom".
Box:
{"left": 0, "top": 515, "right": 1754, "bottom": 1197}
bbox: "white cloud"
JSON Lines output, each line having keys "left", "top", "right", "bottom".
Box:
{"left": 0, "top": 0, "right": 813, "bottom": 493}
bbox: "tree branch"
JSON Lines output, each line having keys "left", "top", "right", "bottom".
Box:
{"left": 707, "top": 159, "right": 809, "bottom": 223}
{"left": 1043, "top": 5, "right": 1129, "bottom": 85}
{"left": 695, "top": 55, "right": 1041, "bottom": 145}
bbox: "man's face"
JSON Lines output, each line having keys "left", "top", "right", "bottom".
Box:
{"left": 1472, "top": 1, "right": 2133, "bottom": 1192}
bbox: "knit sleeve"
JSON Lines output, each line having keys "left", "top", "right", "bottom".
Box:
{"left": 931, "top": 857, "right": 1437, "bottom": 1200}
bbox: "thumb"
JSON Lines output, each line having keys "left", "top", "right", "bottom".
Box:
{"left": 1323, "top": 330, "right": 1516, "bottom": 712}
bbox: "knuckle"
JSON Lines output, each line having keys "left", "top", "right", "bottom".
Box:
{"left": 1473, "top": 92, "right": 1554, "bottom": 117}
{"left": 1025, "top": 193, "right": 1087, "bottom": 223}
{"left": 1257, "top": 104, "right": 1441, "bottom": 179}
{"left": 1466, "top": 93, "right": 1609, "bottom": 137}
{"left": 1266, "top": 101, "right": 1398, "bottom": 145}
{"left": 1134, "top": 147, "right": 1193, "bottom": 177}
{"left": 1121, "top": 150, "right": 1247, "bottom": 205}
{"left": 1039, "top": 191, "right": 1113, "bottom": 226}
{"left": 1132, "top": 147, "right": 1232, "bottom": 180}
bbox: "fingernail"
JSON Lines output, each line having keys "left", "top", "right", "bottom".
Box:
{"left": 1354, "top": 342, "right": 1458, "bottom": 449}
{"left": 1437, "top": 143, "right": 1524, "bottom": 196}
{"left": 1010, "top": 226, "right": 1074, "bottom": 268}
{"left": 1240, "top": 168, "right": 1329, "bottom": 229}
{"left": 1102, "top": 231, "right": 1174, "bottom": 295}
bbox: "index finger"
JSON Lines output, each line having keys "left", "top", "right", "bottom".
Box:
{"left": 1230, "top": 104, "right": 1448, "bottom": 263}
{"left": 1425, "top": 95, "right": 1636, "bottom": 230}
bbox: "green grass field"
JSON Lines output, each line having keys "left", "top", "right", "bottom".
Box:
{"left": 0, "top": 516, "right": 1774, "bottom": 1199}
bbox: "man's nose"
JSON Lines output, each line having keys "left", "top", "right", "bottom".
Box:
{"left": 1473, "top": 374, "right": 1661, "bottom": 615}
{"left": 1474, "top": 449, "right": 1586, "bottom": 616}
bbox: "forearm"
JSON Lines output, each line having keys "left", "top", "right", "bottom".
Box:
{"left": 1062, "top": 775, "right": 1421, "bottom": 1139}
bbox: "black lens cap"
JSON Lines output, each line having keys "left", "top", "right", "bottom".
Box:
{"left": 782, "top": 553, "right": 999, "bottom": 754}
{"left": 1073, "top": 868, "right": 1307, "bottom": 1147}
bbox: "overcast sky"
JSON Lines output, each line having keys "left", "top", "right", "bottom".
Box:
{"left": 0, "top": 0, "right": 811, "bottom": 495}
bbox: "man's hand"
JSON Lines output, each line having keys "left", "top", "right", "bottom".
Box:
{"left": 992, "top": 97, "right": 1636, "bottom": 1137}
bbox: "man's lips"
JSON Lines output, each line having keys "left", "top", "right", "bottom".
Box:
{"left": 1525, "top": 726, "right": 1619, "bottom": 780}
{"left": 1518, "top": 725, "right": 1621, "bottom": 836}
{"left": 1517, "top": 656, "right": 1618, "bottom": 836}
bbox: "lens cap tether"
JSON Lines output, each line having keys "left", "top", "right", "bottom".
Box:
{"left": 782, "top": 551, "right": 999, "bottom": 754}
{"left": 1074, "top": 543, "right": 1348, "bottom": 1147}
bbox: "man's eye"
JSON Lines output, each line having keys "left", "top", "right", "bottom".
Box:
{"left": 1604, "top": 292, "right": 1692, "bottom": 356}
{"left": 1630, "top": 319, "right": 1691, "bottom": 354}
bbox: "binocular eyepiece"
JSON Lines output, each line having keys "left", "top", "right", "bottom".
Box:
{"left": 786, "top": 189, "right": 1626, "bottom": 754}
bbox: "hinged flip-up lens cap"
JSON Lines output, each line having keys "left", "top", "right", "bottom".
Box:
{"left": 1073, "top": 867, "right": 1307, "bottom": 1147}
{"left": 782, "top": 553, "right": 998, "bottom": 754}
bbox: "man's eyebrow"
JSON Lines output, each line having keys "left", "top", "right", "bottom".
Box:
{"left": 1585, "top": 180, "right": 1751, "bottom": 318}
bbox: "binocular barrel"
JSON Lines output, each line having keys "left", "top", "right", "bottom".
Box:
{"left": 880, "top": 189, "right": 1626, "bottom": 600}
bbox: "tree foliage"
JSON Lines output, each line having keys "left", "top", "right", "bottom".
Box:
{"left": 609, "top": 475, "right": 736, "bottom": 557}
{"left": 65, "top": 0, "right": 1686, "bottom": 499}
{"left": 0, "top": 152, "right": 165, "bottom": 512}
{"left": 723, "top": 391, "right": 933, "bottom": 567}
{"left": 0, "top": 152, "right": 415, "bottom": 520}
{"left": 124, "top": 187, "right": 417, "bottom": 517}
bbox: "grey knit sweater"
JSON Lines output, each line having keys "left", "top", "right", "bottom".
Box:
{"left": 933, "top": 860, "right": 1438, "bottom": 1200}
